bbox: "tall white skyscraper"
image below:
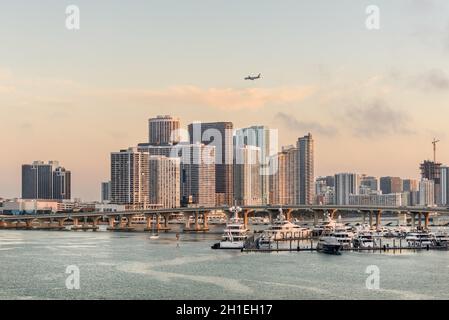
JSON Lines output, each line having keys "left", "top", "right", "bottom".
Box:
{"left": 149, "top": 156, "right": 180, "bottom": 209}
{"left": 419, "top": 178, "right": 435, "bottom": 206}
{"left": 111, "top": 148, "right": 149, "bottom": 209}
{"left": 234, "top": 145, "right": 261, "bottom": 206}
{"left": 234, "top": 125, "right": 275, "bottom": 205}
{"left": 269, "top": 145, "right": 297, "bottom": 205}
{"left": 334, "top": 173, "right": 359, "bottom": 205}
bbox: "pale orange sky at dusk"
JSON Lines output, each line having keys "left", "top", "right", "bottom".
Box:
{"left": 1, "top": 0, "right": 449, "bottom": 200}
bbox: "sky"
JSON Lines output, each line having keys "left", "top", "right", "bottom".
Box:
{"left": 1, "top": 0, "right": 449, "bottom": 200}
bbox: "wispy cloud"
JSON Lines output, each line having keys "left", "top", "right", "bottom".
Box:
{"left": 421, "top": 69, "right": 449, "bottom": 90}
{"left": 89, "top": 85, "right": 316, "bottom": 110}
{"left": 342, "top": 101, "right": 414, "bottom": 137}
{"left": 274, "top": 112, "right": 337, "bottom": 136}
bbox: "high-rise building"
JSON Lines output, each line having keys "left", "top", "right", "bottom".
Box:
{"left": 379, "top": 177, "right": 402, "bottom": 194}
{"left": 334, "top": 173, "right": 359, "bottom": 205}
{"left": 297, "top": 133, "right": 314, "bottom": 205}
{"left": 52, "top": 167, "right": 71, "bottom": 200}
{"left": 138, "top": 143, "right": 216, "bottom": 207}
{"left": 419, "top": 178, "right": 435, "bottom": 206}
{"left": 188, "top": 122, "right": 233, "bottom": 205}
{"left": 403, "top": 179, "right": 419, "bottom": 192}
{"left": 148, "top": 115, "right": 181, "bottom": 145}
{"left": 269, "top": 145, "right": 298, "bottom": 205}
{"left": 440, "top": 167, "right": 449, "bottom": 206}
{"left": 22, "top": 161, "right": 71, "bottom": 200}
{"left": 360, "top": 175, "right": 378, "bottom": 192}
{"left": 178, "top": 143, "right": 216, "bottom": 207}
{"left": 101, "top": 181, "right": 111, "bottom": 203}
{"left": 234, "top": 125, "right": 274, "bottom": 205}
{"left": 315, "top": 176, "right": 335, "bottom": 205}
{"left": 111, "top": 148, "right": 149, "bottom": 209}
{"left": 420, "top": 160, "right": 441, "bottom": 205}
{"left": 234, "top": 146, "right": 261, "bottom": 206}
{"left": 349, "top": 192, "right": 408, "bottom": 206}
{"left": 149, "top": 156, "right": 180, "bottom": 209}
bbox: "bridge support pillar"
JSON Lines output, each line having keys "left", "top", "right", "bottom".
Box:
{"left": 155, "top": 214, "right": 160, "bottom": 231}
{"left": 313, "top": 211, "right": 318, "bottom": 226}
{"left": 424, "top": 212, "right": 430, "bottom": 230}
{"left": 194, "top": 212, "right": 199, "bottom": 230}
{"left": 418, "top": 212, "right": 422, "bottom": 230}
{"left": 362, "top": 211, "right": 366, "bottom": 224}
{"left": 184, "top": 213, "right": 190, "bottom": 230}
{"left": 243, "top": 210, "right": 249, "bottom": 230}
{"left": 73, "top": 218, "right": 79, "bottom": 227}
{"left": 109, "top": 217, "right": 115, "bottom": 229}
{"left": 369, "top": 211, "right": 373, "bottom": 228}
{"left": 203, "top": 212, "right": 209, "bottom": 229}
{"left": 163, "top": 214, "right": 169, "bottom": 229}
{"left": 375, "top": 210, "right": 382, "bottom": 230}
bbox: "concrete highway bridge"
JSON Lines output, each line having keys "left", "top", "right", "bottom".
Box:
{"left": 0, "top": 205, "right": 448, "bottom": 232}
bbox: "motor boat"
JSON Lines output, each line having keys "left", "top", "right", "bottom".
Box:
{"left": 433, "top": 231, "right": 449, "bottom": 248}
{"left": 405, "top": 231, "right": 435, "bottom": 248}
{"left": 312, "top": 215, "right": 344, "bottom": 237}
{"left": 317, "top": 236, "right": 342, "bottom": 255}
{"left": 353, "top": 232, "right": 376, "bottom": 248}
{"left": 330, "top": 227, "right": 354, "bottom": 249}
{"left": 212, "top": 207, "right": 249, "bottom": 249}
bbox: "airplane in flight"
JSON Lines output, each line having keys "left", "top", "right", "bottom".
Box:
{"left": 244, "top": 73, "right": 261, "bottom": 81}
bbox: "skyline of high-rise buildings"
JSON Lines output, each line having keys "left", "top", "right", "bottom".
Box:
{"left": 14, "top": 114, "right": 449, "bottom": 210}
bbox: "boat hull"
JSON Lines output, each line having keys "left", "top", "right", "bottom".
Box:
{"left": 211, "top": 241, "right": 244, "bottom": 250}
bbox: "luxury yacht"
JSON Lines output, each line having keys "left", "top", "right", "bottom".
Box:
{"left": 211, "top": 211, "right": 249, "bottom": 249}
{"left": 312, "top": 215, "right": 344, "bottom": 237}
{"left": 316, "top": 236, "right": 342, "bottom": 254}
{"left": 405, "top": 231, "right": 435, "bottom": 247}
{"left": 330, "top": 226, "right": 354, "bottom": 249}
{"left": 433, "top": 231, "right": 449, "bottom": 248}
{"left": 257, "top": 210, "right": 311, "bottom": 249}
{"left": 353, "top": 231, "right": 376, "bottom": 248}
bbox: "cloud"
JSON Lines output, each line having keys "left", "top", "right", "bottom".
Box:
{"left": 342, "top": 101, "right": 414, "bottom": 137}
{"left": 274, "top": 112, "right": 337, "bottom": 136}
{"left": 421, "top": 69, "right": 449, "bottom": 90}
{"left": 89, "top": 85, "right": 316, "bottom": 110}
{"left": 0, "top": 85, "right": 15, "bottom": 94}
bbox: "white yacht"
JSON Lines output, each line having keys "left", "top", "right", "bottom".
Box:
{"left": 317, "top": 236, "right": 342, "bottom": 254}
{"left": 258, "top": 210, "right": 311, "bottom": 249}
{"left": 212, "top": 207, "right": 249, "bottom": 249}
{"left": 386, "top": 226, "right": 410, "bottom": 238}
{"left": 330, "top": 227, "right": 354, "bottom": 249}
{"left": 352, "top": 223, "right": 372, "bottom": 233}
{"left": 406, "top": 231, "right": 435, "bottom": 247}
{"left": 312, "top": 215, "right": 344, "bottom": 237}
{"left": 434, "top": 231, "right": 449, "bottom": 247}
{"left": 353, "top": 232, "right": 376, "bottom": 248}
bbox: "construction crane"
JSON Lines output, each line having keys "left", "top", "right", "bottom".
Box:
{"left": 432, "top": 138, "right": 440, "bottom": 163}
